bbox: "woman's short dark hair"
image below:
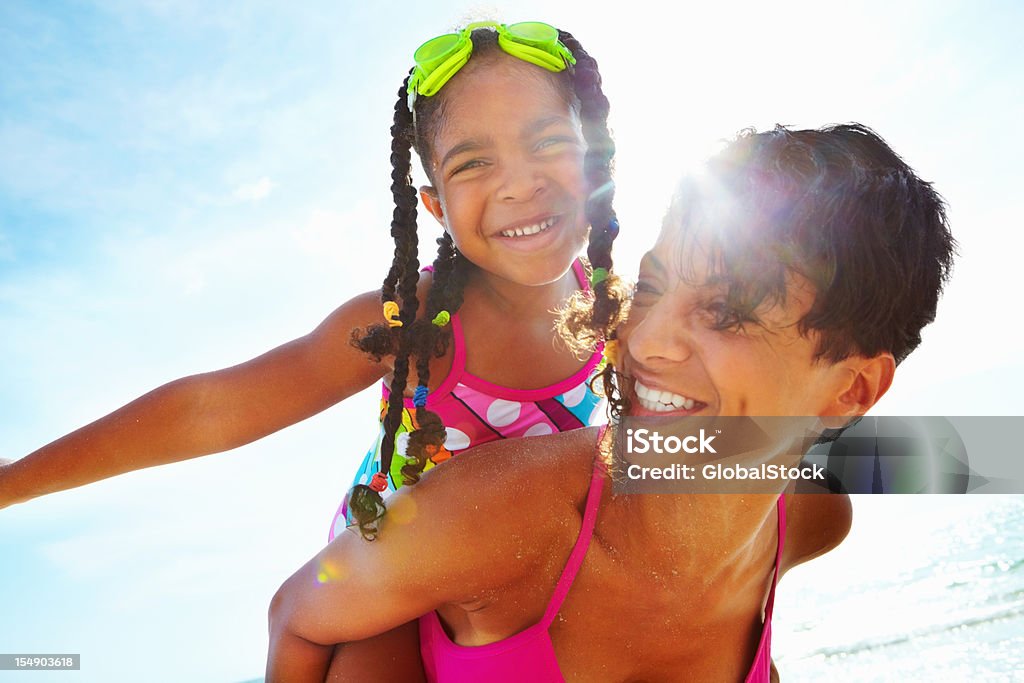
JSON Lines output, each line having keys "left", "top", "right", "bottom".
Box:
{"left": 673, "top": 123, "right": 956, "bottom": 365}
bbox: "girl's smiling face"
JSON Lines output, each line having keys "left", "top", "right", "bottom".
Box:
{"left": 418, "top": 52, "right": 589, "bottom": 287}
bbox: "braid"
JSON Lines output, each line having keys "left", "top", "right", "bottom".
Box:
{"left": 352, "top": 76, "right": 420, "bottom": 361}
{"left": 400, "top": 234, "right": 461, "bottom": 486}
{"left": 556, "top": 31, "right": 629, "bottom": 413}
{"left": 386, "top": 76, "right": 420, "bottom": 304}
{"left": 561, "top": 33, "right": 616, "bottom": 268}
{"left": 347, "top": 76, "right": 473, "bottom": 539}
{"left": 347, "top": 76, "right": 422, "bottom": 540}
{"left": 422, "top": 233, "right": 460, "bottom": 361}
{"left": 444, "top": 249, "right": 471, "bottom": 315}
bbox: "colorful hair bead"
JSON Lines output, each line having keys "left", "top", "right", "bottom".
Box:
{"left": 383, "top": 301, "right": 403, "bottom": 328}
{"left": 607, "top": 216, "right": 620, "bottom": 239}
{"left": 602, "top": 339, "right": 619, "bottom": 366}
{"left": 369, "top": 471, "right": 389, "bottom": 493}
{"left": 413, "top": 384, "right": 429, "bottom": 408}
{"left": 590, "top": 267, "right": 610, "bottom": 287}
{"left": 431, "top": 310, "right": 451, "bottom": 327}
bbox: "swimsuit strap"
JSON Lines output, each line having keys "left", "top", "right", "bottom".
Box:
{"left": 742, "top": 495, "right": 787, "bottom": 683}
{"left": 448, "top": 259, "right": 584, "bottom": 380}
{"left": 571, "top": 258, "right": 590, "bottom": 292}
{"left": 451, "top": 258, "right": 603, "bottom": 397}
{"left": 540, "top": 427, "right": 607, "bottom": 629}
{"left": 447, "top": 308, "right": 469, "bottom": 380}
{"left": 762, "top": 495, "right": 788, "bottom": 619}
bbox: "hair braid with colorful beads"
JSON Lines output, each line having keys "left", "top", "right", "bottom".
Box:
{"left": 557, "top": 31, "right": 631, "bottom": 421}
{"left": 346, "top": 77, "right": 423, "bottom": 539}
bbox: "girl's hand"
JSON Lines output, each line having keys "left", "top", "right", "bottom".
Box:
{"left": 0, "top": 458, "right": 15, "bottom": 510}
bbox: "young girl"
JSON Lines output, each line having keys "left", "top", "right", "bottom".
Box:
{"left": 0, "top": 22, "right": 626, "bottom": 538}
{"left": 336, "top": 21, "right": 631, "bottom": 542}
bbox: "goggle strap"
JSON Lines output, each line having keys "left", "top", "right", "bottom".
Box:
{"left": 497, "top": 34, "right": 566, "bottom": 72}
{"left": 420, "top": 49, "right": 472, "bottom": 96}
{"left": 502, "top": 23, "right": 576, "bottom": 67}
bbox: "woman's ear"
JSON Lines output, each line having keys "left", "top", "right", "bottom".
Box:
{"left": 825, "top": 352, "right": 897, "bottom": 422}
{"left": 419, "top": 186, "right": 446, "bottom": 228}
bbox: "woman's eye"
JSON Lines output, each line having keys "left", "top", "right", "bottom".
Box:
{"left": 704, "top": 300, "right": 755, "bottom": 331}
{"left": 631, "top": 280, "right": 659, "bottom": 305}
{"left": 635, "top": 281, "right": 657, "bottom": 293}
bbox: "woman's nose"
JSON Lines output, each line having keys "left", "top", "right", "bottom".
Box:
{"left": 623, "top": 295, "right": 695, "bottom": 365}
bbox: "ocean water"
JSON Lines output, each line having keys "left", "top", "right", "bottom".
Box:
{"left": 774, "top": 496, "right": 1024, "bottom": 681}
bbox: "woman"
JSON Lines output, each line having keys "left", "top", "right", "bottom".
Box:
{"left": 266, "top": 123, "right": 955, "bottom": 682}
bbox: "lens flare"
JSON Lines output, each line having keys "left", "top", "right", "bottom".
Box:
{"left": 389, "top": 495, "right": 418, "bottom": 525}
{"left": 316, "top": 559, "right": 349, "bottom": 585}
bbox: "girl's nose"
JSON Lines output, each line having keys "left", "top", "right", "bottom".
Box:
{"left": 496, "top": 159, "right": 546, "bottom": 203}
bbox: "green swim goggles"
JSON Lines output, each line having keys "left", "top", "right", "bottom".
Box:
{"left": 406, "top": 21, "right": 577, "bottom": 111}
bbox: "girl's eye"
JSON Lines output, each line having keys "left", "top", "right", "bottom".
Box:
{"left": 450, "top": 159, "right": 486, "bottom": 176}
{"left": 535, "top": 136, "right": 575, "bottom": 152}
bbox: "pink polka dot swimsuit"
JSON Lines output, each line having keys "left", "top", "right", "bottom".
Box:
{"left": 328, "top": 260, "right": 606, "bottom": 541}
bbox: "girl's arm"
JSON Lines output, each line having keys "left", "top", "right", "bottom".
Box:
{"left": 265, "top": 499, "right": 470, "bottom": 682}
{"left": 0, "top": 290, "right": 389, "bottom": 509}
{"left": 265, "top": 440, "right": 558, "bottom": 682}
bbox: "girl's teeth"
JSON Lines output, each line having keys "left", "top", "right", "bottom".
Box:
{"left": 500, "top": 216, "right": 555, "bottom": 238}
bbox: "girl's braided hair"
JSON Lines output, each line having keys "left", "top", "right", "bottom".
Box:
{"left": 347, "top": 27, "right": 627, "bottom": 540}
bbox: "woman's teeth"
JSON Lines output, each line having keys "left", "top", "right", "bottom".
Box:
{"left": 500, "top": 216, "right": 556, "bottom": 238}
{"left": 634, "top": 380, "right": 696, "bottom": 412}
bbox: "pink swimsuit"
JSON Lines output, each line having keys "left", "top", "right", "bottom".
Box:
{"left": 328, "top": 260, "right": 606, "bottom": 541}
{"left": 419, "top": 458, "right": 788, "bottom": 682}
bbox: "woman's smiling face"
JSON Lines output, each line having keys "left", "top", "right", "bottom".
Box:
{"left": 617, "top": 206, "right": 863, "bottom": 419}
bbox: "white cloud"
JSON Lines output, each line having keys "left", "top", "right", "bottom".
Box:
{"left": 231, "top": 176, "right": 275, "bottom": 203}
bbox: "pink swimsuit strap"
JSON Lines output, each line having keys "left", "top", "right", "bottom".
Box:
{"left": 539, "top": 449, "right": 606, "bottom": 628}
{"left": 418, "top": 431, "right": 607, "bottom": 683}
{"left": 744, "top": 494, "right": 787, "bottom": 683}
{"left": 398, "top": 259, "right": 603, "bottom": 406}
{"left": 419, "top": 436, "right": 785, "bottom": 683}
{"left": 453, "top": 259, "right": 599, "bottom": 399}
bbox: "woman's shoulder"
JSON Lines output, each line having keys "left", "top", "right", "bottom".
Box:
{"left": 779, "top": 489, "right": 853, "bottom": 575}
{"left": 408, "top": 427, "right": 602, "bottom": 530}
{"left": 378, "top": 427, "right": 602, "bottom": 595}
{"left": 426, "top": 427, "right": 601, "bottom": 497}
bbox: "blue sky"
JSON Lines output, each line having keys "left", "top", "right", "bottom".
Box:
{"left": 1, "top": 1, "right": 1022, "bottom": 681}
